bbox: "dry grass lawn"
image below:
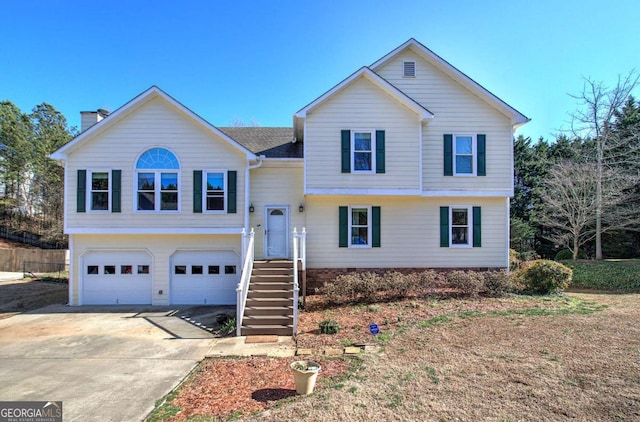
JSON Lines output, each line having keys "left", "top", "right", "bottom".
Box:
{"left": 247, "top": 293, "right": 639, "bottom": 421}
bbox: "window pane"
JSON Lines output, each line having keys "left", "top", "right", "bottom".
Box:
{"left": 161, "top": 192, "right": 178, "bottom": 210}
{"left": 354, "top": 133, "right": 371, "bottom": 151}
{"left": 138, "top": 192, "right": 155, "bottom": 210}
{"left": 206, "top": 173, "right": 224, "bottom": 190}
{"left": 225, "top": 265, "right": 236, "bottom": 274}
{"left": 91, "top": 192, "right": 109, "bottom": 210}
{"left": 161, "top": 173, "right": 178, "bottom": 190}
{"left": 351, "top": 227, "right": 369, "bottom": 245}
{"left": 137, "top": 265, "right": 150, "bottom": 274}
{"left": 452, "top": 209, "right": 468, "bottom": 225}
{"left": 104, "top": 265, "right": 116, "bottom": 275}
{"left": 208, "top": 265, "right": 220, "bottom": 275}
{"left": 121, "top": 265, "right": 132, "bottom": 274}
{"left": 174, "top": 265, "right": 187, "bottom": 275}
{"left": 352, "top": 208, "right": 368, "bottom": 225}
{"left": 456, "top": 136, "right": 472, "bottom": 154}
{"left": 456, "top": 156, "right": 473, "bottom": 174}
{"left": 206, "top": 194, "right": 224, "bottom": 211}
{"left": 354, "top": 152, "right": 372, "bottom": 171}
{"left": 91, "top": 172, "right": 108, "bottom": 190}
{"left": 138, "top": 173, "right": 155, "bottom": 190}
{"left": 87, "top": 265, "right": 99, "bottom": 275}
{"left": 136, "top": 148, "right": 179, "bottom": 169}
{"left": 452, "top": 227, "right": 469, "bottom": 244}
{"left": 192, "top": 265, "right": 203, "bottom": 275}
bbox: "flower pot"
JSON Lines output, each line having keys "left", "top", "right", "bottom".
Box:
{"left": 290, "top": 360, "right": 321, "bottom": 395}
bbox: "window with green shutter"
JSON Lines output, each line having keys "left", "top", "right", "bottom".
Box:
{"left": 341, "top": 129, "right": 385, "bottom": 174}
{"left": 440, "top": 205, "right": 481, "bottom": 248}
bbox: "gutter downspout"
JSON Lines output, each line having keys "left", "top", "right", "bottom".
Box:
{"left": 244, "top": 155, "right": 265, "bottom": 231}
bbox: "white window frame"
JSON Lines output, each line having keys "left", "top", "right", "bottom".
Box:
{"left": 134, "top": 171, "right": 181, "bottom": 213}
{"left": 453, "top": 134, "right": 476, "bottom": 176}
{"left": 449, "top": 205, "right": 473, "bottom": 248}
{"left": 203, "top": 170, "right": 226, "bottom": 214}
{"left": 351, "top": 130, "right": 376, "bottom": 174}
{"left": 88, "top": 170, "right": 111, "bottom": 212}
{"left": 403, "top": 60, "right": 416, "bottom": 78}
{"left": 348, "top": 205, "right": 372, "bottom": 248}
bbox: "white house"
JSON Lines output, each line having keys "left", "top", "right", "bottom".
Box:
{"left": 51, "top": 39, "right": 528, "bottom": 335}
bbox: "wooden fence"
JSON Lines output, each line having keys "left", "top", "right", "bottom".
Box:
{"left": 0, "top": 248, "right": 67, "bottom": 272}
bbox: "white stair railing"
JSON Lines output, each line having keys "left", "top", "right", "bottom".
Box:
{"left": 292, "top": 227, "right": 307, "bottom": 336}
{"left": 236, "top": 228, "right": 255, "bottom": 336}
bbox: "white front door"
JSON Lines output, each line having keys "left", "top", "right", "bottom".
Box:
{"left": 265, "top": 207, "right": 288, "bottom": 258}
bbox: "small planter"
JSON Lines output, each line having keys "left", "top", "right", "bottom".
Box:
{"left": 290, "top": 360, "right": 321, "bottom": 395}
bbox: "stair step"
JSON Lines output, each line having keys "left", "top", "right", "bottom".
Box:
{"left": 249, "top": 282, "right": 292, "bottom": 290}
{"left": 251, "top": 267, "right": 293, "bottom": 275}
{"left": 247, "top": 289, "right": 293, "bottom": 299}
{"left": 253, "top": 260, "right": 294, "bottom": 269}
{"left": 251, "top": 274, "right": 293, "bottom": 282}
{"left": 241, "top": 324, "right": 293, "bottom": 336}
{"left": 246, "top": 297, "right": 293, "bottom": 307}
{"left": 242, "top": 315, "right": 293, "bottom": 325}
{"left": 244, "top": 306, "right": 293, "bottom": 316}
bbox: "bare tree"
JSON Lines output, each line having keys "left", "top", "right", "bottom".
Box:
{"left": 542, "top": 161, "right": 640, "bottom": 259}
{"left": 569, "top": 71, "right": 640, "bottom": 258}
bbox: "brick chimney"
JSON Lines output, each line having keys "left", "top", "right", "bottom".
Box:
{"left": 80, "top": 108, "right": 110, "bottom": 132}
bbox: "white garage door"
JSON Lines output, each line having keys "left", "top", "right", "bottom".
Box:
{"left": 82, "top": 250, "right": 152, "bottom": 305}
{"left": 170, "top": 250, "right": 239, "bottom": 305}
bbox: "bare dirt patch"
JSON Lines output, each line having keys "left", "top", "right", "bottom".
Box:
{"left": 150, "top": 293, "right": 640, "bottom": 421}
{"left": 0, "top": 278, "right": 68, "bottom": 319}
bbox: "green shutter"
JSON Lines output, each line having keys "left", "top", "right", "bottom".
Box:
{"left": 375, "top": 130, "right": 385, "bottom": 174}
{"left": 443, "top": 134, "right": 453, "bottom": 176}
{"left": 477, "top": 134, "right": 486, "bottom": 176}
{"left": 372, "top": 206, "right": 381, "bottom": 247}
{"left": 341, "top": 130, "right": 351, "bottom": 173}
{"left": 440, "top": 206, "right": 449, "bottom": 247}
{"left": 339, "top": 206, "right": 348, "bottom": 247}
{"left": 77, "top": 169, "right": 86, "bottom": 213}
{"left": 111, "top": 170, "right": 121, "bottom": 213}
{"left": 473, "top": 206, "right": 482, "bottom": 247}
{"left": 227, "top": 170, "right": 237, "bottom": 213}
{"left": 193, "top": 170, "right": 202, "bottom": 213}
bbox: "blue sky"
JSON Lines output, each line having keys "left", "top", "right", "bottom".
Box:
{"left": 1, "top": 0, "right": 638, "bottom": 141}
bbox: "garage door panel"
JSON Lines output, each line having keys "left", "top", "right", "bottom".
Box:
{"left": 83, "top": 251, "right": 152, "bottom": 305}
{"left": 170, "top": 251, "right": 239, "bottom": 305}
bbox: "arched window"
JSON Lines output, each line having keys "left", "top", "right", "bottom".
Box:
{"left": 136, "top": 148, "right": 180, "bottom": 211}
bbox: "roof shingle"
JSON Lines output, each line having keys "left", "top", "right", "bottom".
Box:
{"left": 218, "top": 127, "right": 302, "bottom": 158}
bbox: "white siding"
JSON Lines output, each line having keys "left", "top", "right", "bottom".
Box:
{"left": 375, "top": 51, "right": 514, "bottom": 193}
{"left": 249, "top": 161, "right": 305, "bottom": 259}
{"left": 305, "top": 196, "right": 507, "bottom": 269}
{"left": 305, "top": 77, "right": 421, "bottom": 191}
{"left": 70, "top": 234, "right": 241, "bottom": 305}
{"left": 65, "top": 97, "right": 247, "bottom": 231}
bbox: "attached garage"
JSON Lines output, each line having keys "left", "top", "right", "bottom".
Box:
{"left": 81, "top": 250, "right": 153, "bottom": 305}
{"left": 170, "top": 250, "right": 239, "bottom": 305}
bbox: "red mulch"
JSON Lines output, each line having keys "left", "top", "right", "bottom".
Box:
{"left": 168, "top": 357, "right": 349, "bottom": 421}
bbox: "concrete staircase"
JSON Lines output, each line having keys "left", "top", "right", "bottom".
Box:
{"left": 240, "top": 260, "right": 294, "bottom": 336}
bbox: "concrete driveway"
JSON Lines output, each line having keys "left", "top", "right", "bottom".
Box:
{"left": 0, "top": 304, "right": 218, "bottom": 421}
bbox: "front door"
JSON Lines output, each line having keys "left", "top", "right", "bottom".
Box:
{"left": 265, "top": 206, "right": 288, "bottom": 258}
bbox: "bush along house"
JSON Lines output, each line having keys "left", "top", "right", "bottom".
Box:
{"left": 50, "top": 38, "right": 529, "bottom": 335}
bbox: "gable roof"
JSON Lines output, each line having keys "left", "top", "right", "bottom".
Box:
{"left": 370, "top": 38, "right": 530, "bottom": 127}
{"left": 50, "top": 86, "right": 257, "bottom": 161}
{"left": 218, "top": 127, "right": 301, "bottom": 158}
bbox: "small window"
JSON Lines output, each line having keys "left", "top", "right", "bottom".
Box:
{"left": 403, "top": 61, "right": 416, "bottom": 78}
{"left": 87, "top": 265, "right": 99, "bottom": 275}
{"left": 451, "top": 207, "right": 470, "bottom": 246}
{"left": 454, "top": 135, "right": 474, "bottom": 175}
{"left": 104, "top": 265, "right": 116, "bottom": 275}
{"left": 137, "top": 265, "right": 150, "bottom": 274}
{"left": 350, "top": 206, "right": 371, "bottom": 247}
{"left": 205, "top": 172, "right": 225, "bottom": 211}
{"left": 120, "top": 265, "right": 132, "bottom": 274}
{"left": 90, "top": 171, "right": 109, "bottom": 211}
{"left": 352, "top": 131, "right": 374, "bottom": 172}
{"left": 192, "top": 265, "right": 203, "bottom": 275}
{"left": 174, "top": 265, "right": 187, "bottom": 275}
{"left": 208, "top": 265, "right": 220, "bottom": 275}
{"left": 224, "top": 265, "right": 236, "bottom": 274}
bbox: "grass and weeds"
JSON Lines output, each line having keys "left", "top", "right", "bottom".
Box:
{"left": 562, "top": 259, "right": 640, "bottom": 292}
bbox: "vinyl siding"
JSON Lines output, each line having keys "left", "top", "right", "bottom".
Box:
{"left": 65, "top": 97, "right": 246, "bottom": 230}
{"left": 249, "top": 161, "right": 305, "bottom": 259}
{"left": 305, "top": 196, "right": 508, "bottom": 269}
{"left": 305, "top": 77, "right": 421, "bottom": 191}
{"left": 70, "top": 234, "right": 241, "bottom": 305}
{"left": 375, "top": 51, "right": 513, "bottom": 193}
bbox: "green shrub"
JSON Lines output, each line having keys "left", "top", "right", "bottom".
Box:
{"left": 563, "top": 259, "right": 640, "bottom": 291}
{"left": 554, "top": 249, "right": 588, "bottom": 261}
{"left": 446, "top": 270, "right": 485, "bottom": 297}
{"left": 515, "top": 259, "right": 573, "bottom": 294}
{"left": 319, "top": 318, "right": 340, "bottom": 334}
{"left": 388, "top": 271, "right": 418, "bottom": 297}
{"left": 417, "top": 270, "right": 445, "bottom": 289}
{"left": 483, "top": 270, "right": 512, "bottom": 297}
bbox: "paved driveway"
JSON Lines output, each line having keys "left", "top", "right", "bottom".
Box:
{"left": 0, "top": 304, "right": 217, "bottom": 421}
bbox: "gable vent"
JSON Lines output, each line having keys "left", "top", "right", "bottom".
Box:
{"left": 403, "top": 61, "right": 416, "bottom": 78}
